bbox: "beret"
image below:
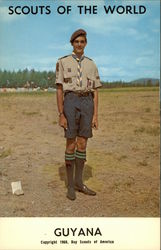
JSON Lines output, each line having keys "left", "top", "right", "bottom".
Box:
{"left": 70, "top": 29, "right": 87, "bottom": 43}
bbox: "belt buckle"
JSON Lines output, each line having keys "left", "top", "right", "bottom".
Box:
{"left": 80, "top": 92, "right": 89, "bottom": 97}
{"left": 74, "top": 92, "right": 90, "bottom": 97}
{"left": 84, "top": 92, "right": 89, "bottom": 97}
{"left": 77, "top": 92, "right": 83, "bottom": 97}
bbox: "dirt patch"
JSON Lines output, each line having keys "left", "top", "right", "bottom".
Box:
{"left": 0, "top": 89, "right": 160, "bottom": 217}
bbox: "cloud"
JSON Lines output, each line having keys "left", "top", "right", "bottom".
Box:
{"left": 99, "top": 66, "right": 127, "bottom": 77}
{"left": 70, "top": 0, "right": 160, "bottom": 42}
{"left": 135, "top": 55, "right": 159, "bottom": 67}
{"left": 92, "top": 55, "right": 121, "bottom": 67}
{"left": 48, "top": 43, "right": 71, "bottom": 51}
{"left": 71, "top": 6, "right": 149, "bottom": 41}
{"left": 0, "top": 54, "right": 58, "bottom": 71}
{"left": 0, "top": 6, "right": 26, "bottom": 22}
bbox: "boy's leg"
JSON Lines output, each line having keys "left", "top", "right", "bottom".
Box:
{"left": 75, "top": 136, "right": 96, "bottom": 196}
{"left": 65, "top": 138, "right": 76, "bottom": 200}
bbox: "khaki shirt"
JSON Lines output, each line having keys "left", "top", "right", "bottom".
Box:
{"left": 55, "top": 54, "right": 102, "bottom": 92}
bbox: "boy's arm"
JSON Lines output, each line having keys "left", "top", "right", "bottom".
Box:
{"left": 92, "top": 88, "right": 98, "bottom": 129}
{"left": 56, "top": 84, "right": 67, "bottom": 130}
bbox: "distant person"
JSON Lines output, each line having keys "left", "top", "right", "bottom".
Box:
{"left": 56, "top": 29, "right": 102, "bottom": 200}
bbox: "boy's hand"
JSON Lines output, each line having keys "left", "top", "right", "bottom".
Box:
{"left": 59, "top": 114, "right": 67, "bottom": 130}
{"left": 92, "top": 115, "right": 98, "bottom": 129}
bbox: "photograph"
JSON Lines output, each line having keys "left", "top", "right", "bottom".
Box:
{"left": 0, "top": 0, "right": 160, "bottom": 249}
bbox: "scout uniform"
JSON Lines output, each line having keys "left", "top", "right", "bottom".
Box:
{"left": 56, "top": 54, "right": 102, "bottom": 139}
{"left": 56, "top": 54, "right": 101, "bottom": 93}
{"left": 56, "top": 29, "right": 102, "bottom": 200}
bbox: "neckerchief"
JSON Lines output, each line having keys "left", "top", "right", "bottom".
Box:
{"left": 72, "top": 52, "right": 84, "bottom": 87}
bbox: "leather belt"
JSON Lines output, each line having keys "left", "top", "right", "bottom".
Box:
{"left": 65, "top": 91, "right": 92, "bottom": 97}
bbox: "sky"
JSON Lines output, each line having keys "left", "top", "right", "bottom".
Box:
{"left": 0, "top": 0, "right": 160, "bottom": 82}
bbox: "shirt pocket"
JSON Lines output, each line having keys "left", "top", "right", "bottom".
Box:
{"left": 64, "top": 71, "right": 77, "bottom": 85}
{"left": 86, "top": 74, "right": 96, "bottom": 89}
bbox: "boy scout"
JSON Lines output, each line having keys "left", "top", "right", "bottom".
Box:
{"left": 56, "top": 29, "right": 102, "bottom": 200}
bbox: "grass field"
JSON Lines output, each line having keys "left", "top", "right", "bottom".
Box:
{"left": 0, "top": 87, "right": 160, "bottom": 216}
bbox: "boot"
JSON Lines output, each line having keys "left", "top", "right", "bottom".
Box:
{"left": 65, "top": 152, "right": 76, "bottom": 200}
{"left": 75, "top": 150, "right": 96, "bottom": 196}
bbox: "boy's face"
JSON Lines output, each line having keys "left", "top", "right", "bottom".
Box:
{"left": 72, "top": 35, "right": 87, "bottom": 55}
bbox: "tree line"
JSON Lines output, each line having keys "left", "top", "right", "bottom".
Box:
{"left": 101, "top": 79, "right": 159, "bottom": 88}
{"left": 0, "top": 69, "right": 56, "bottom": 89}
{"left": 0, "top": 69, "right": 159, "bottom": 88}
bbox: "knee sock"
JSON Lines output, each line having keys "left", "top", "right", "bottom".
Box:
{"left": 65, "top": 152, "right": 75, "bottom": 188}
{"left": 75, "top": 150, "right": 86, "bottom": 187}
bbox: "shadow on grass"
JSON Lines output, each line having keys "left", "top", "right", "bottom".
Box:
{"left": 58, "top": 164, "right": 93, "bottom": 187}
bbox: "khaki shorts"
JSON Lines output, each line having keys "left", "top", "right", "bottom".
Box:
{"left": 63, "top": 92, "right": 94, "bottom": 138}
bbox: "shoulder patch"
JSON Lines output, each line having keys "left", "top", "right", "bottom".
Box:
{"left": 59, "top": 54, "right": 71, "bottom": 60}
{"left": 85, "top": 56, "right": 93, "bottom": 61}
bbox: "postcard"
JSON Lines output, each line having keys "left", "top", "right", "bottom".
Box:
{"left": 0, "top": 0, "right": 160, "bottom": 249}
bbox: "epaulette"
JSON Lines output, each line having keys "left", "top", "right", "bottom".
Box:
{"left": 85, "top": 56, "right": 93, "bottom": 61}
{"left": 59, "top": 54, "right": 71, "bottom": 60}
